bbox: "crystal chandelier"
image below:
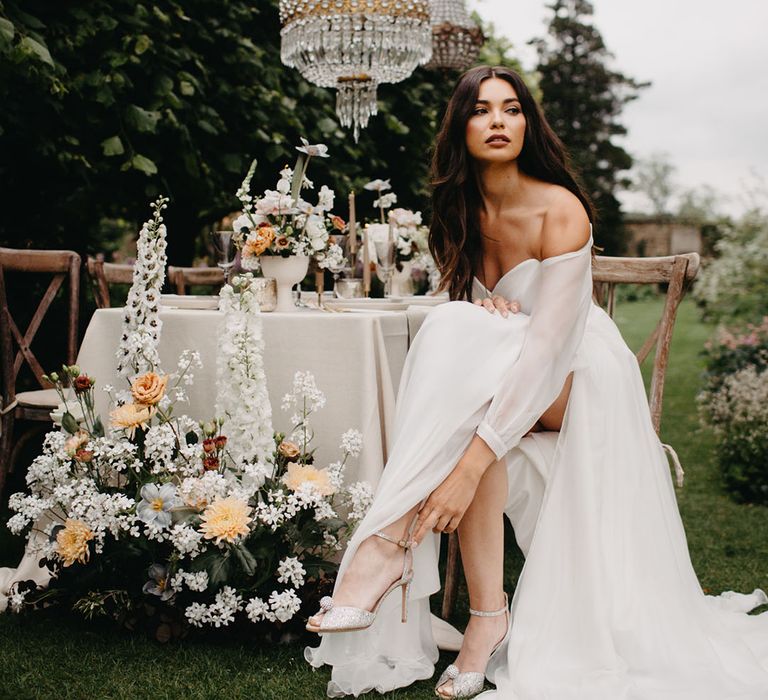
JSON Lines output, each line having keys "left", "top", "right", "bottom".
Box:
{"left": 279, "top": 0, "right": 433, "bottom": 141}
{"left": 425, "top": 0, "right": 484, "bottom": 71}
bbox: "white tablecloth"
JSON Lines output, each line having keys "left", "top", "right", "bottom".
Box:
{"left": 76, "top": 307, "right": 418, "bottom": 486}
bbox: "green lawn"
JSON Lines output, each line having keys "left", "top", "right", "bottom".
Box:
{"left": 1, "top": 298, "right": 766, "bottom": 700}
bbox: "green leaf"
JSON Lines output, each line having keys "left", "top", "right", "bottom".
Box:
{"left": 61, "top": 412, "right": 79, "bottom": 435}
{"left": 101, "top": 136, "right": 124, "bottom": 157}
{"left": 179, "top": 80, "right": 194, "bottom": 96}
{"left": 19, "top": 36, "right": 54, "bottom": 66}
{"left": 126, "top": 104, "right": 161, "bottom": 133}
{"left": 0, "top": 18, "right": 15, "bottom": 46}
{"left": 233, "top": 543, "right": 257, "bottom": 576}
{"left": 207, "top": 553, "right": 231, "bottom": 588}
{"left": 134, "top": 34, "right": 152, "bottom": 55}
{"left": 197, "top": 120, "right": 218, "bottom": 135}
{"left": 185, "top": 430, "right": 198, "bottom": 445}
{"left": 130, "top": 154, "right": 158, "bottom": 176}
{"left": 92, "top": 417, "right": 105, "bottom": 438}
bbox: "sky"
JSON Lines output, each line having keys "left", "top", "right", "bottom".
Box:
{"left": 466, "top": 0, "right": 768, "bottom": 216}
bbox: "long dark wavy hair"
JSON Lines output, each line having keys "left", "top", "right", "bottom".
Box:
{"left": 428, "top": 65, "right": 595, "bottom": 301}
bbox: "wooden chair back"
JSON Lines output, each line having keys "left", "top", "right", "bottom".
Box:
{"left": 167, "top": 266, "right": 224, "bottom": 295}
{"left": 86, "top": 257, "right": 134, "bottom": 309}
{"left": 591, "top": 252, "right": 700, "bottom": 434}
{"left": 0, "top": 248, "right": 81, "bottom": 402}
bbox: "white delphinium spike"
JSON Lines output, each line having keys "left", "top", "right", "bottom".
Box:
{"left": 215, "top": 274, "right": 275, "bottom": 472}
{"left": 116, "top": 196, "right": 169, "bottom": 378}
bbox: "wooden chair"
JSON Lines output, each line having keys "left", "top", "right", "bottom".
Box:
{"left": 440, "top": 251, "right": 701, "bottom": 619}
{"left": 0, "top": 248, "right": 81, "bottom": 496}
{"left": 86, "top": 257, "right": 134, "bottom": 309}
{"left": 167, "top": 266, "right": 224, "bottom": 295}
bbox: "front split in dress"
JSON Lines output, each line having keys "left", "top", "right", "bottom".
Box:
{"left": 305, "top": 232, "right": 768, "bottom": 698}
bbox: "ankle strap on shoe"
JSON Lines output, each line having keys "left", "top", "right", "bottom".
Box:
{"left": 374, "top": 530, "right": 411, "bottom": 549}
{"left": 469, "top": 593, "right": 508, "bottom": 617}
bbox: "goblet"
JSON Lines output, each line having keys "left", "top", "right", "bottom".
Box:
{"left": 211, "top": 230, "right": 235, "bottom": 285}
{"left": 373, "top": 234, "right": 396, "bottom": 297}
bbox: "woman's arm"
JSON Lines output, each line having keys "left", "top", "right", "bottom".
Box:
{"left": 413, "top": 211, "right": 592, "bottom": 543}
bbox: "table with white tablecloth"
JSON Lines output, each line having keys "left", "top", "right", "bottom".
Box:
{"left": 77, "top": 305, "right": 435, "bottom": 487}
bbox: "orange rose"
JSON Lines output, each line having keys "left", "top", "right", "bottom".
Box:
{"left": 242, "top": 226, "right": 276, "bottom": 258}
{"left": 278, "top": 440, "right": 301, "bottom": 459}
{"left": 130, "top": 372, "right": 168, "bottom": 405}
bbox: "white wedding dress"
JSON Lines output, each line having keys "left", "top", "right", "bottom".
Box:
{"left": 305, "top": 231, "right": 768, "bottom": 698}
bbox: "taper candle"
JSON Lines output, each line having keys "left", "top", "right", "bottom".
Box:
{"left": 362, "top": 224, "right": 371, "bottom": 296}
{"left": 348, "top": 191, "right": 357, "bottom": 254}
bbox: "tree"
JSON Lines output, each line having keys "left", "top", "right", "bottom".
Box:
{"left": 532, "top": 0, "right": 648, "bottom": 254}
{"left": 0, "top": 0, "right": 478, "bottom": 264}
{"left": 633, "top": 153, "right": 677, "bottom": 218}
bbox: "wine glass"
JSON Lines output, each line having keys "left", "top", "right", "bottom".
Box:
{"left": 211, "top": 230, "right": 235, "bottom": 285}
{"left": 373, "top": 232, "right": 396, "bottom": 297}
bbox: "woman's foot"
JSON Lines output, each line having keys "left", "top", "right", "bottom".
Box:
{"left": 435, "top": 596, "right": 509, "bottom": 698}
{"left": 307, "top": 526, "right": 413, "bottom": 629}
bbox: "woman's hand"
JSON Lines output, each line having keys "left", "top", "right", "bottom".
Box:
{"left": 473, "top": 294, "right": 521, "bottom": 318}
{"left": 412, "top": 465, "right": 482, "bottom": 546}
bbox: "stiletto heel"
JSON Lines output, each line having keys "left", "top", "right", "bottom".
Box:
{"left": 434, "top": 593, "right": 509, "bottom": 698}
{"left": 306, "top": 512, "right": 419, "bottom": 634}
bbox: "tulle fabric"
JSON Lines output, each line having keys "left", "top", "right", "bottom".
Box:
{"left": 305, "top": 233, "right": 768, "bottom": 698}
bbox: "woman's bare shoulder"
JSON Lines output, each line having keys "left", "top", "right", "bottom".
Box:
{"left": 539, "top": 187, "right": 590, "bottom": 259}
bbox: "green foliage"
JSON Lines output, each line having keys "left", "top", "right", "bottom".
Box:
{"left": 533, "top": 0, "right": 649, "bottom": 254}
{"left": 0, "top": 0, "right": 470, "bottom": 264}
{"left": 693, "top": 208, "right": 768, "bottom": 324}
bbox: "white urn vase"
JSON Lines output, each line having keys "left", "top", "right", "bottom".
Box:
{"left": 390, "top": 260, "right": 414, "bottom": 297}
{"left": 259, "top": 255, "right": 309, "bottom": 312}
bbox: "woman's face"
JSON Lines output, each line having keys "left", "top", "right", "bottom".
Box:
{"left": 465, "top": 77, "right": 526, "bottom": 164}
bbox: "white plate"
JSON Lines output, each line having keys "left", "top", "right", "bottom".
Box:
{"left": 160, "top": 294, "right": 220, "bottom": 310}
{"left": 323, "top": 295, "right": 449, "bottom": 312}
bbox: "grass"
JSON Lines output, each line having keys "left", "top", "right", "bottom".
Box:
{"left": 1, "top": 298, "right": 766, "bottom": 700}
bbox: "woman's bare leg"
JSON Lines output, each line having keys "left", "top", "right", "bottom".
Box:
{"left": 437, "top": 458, "right": 509, "bottom": 696}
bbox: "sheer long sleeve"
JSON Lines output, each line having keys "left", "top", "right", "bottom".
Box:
{"left": 475, "top": 235, "right": 593, "bottom": 460}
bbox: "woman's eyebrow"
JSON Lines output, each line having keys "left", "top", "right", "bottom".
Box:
{"left": 474, "top": 98, "right": 521, "bottom": 105}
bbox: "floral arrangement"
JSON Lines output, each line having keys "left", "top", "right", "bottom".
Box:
{"left": 231, "top": 139, "right": 347, "bottom": 273}
{"left": 3, "top": 202, "right": 372, "bottom": 636}
{"left": 362, "top": 178, "right": 429, "bottom": 270}
{"left": 698, "top": 316, "right": 768, "bottom": 505}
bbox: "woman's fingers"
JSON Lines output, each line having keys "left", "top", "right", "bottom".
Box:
{"left": 475, "top": 296, "right": 521, "bottom": 316}
{"left": 413, "top": 508, "right": 439, "bottom": 545}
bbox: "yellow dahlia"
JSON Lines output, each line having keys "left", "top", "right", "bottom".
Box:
{"left": 110, "top": 403, "right": 154, "bottom": 437}
{"left": 199, "top": 496, "right": 252, "bottom": 544}
{"left": 56, "top": 519, "right": 94, "bottom": 567}
{"left": 282, "top": 462, "right": 335, "bottom": 496}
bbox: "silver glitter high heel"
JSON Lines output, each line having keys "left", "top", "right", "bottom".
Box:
{"left": 306, "top": 515, "right": 418, "bottom": 634}
{"left": 434, "top": 593, "right": 509, "bottom": 698}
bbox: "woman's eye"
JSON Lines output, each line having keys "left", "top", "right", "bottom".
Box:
{"left": 472, "top": 108, "right": 487, "bottom": 115}
{"left": 506, "top": 107, "right": 520, "bottom": 115}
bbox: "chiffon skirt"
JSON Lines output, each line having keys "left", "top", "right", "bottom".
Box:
{"left": 305, "top": 300, "right": 768, "bottom": 698}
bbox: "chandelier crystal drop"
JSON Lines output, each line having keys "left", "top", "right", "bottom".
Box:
{"left": 279, "top": 0, "right": 433, "bottom": 141}
{"left": 425, "top": 0, "right": 484, "bottom": 71}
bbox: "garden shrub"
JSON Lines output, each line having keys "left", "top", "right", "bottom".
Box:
{"left": 699, "top": 318, "right": 768, "bottom": 504}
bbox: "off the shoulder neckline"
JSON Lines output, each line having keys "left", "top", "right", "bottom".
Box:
{"left": 474, "top": 229, "right": 593, "bottom": 294}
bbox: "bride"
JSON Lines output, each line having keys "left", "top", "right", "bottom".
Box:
{"left": 304, "top": 65, "right": 768, "bottom": 699}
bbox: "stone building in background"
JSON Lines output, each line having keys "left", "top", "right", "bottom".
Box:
{"left": 623, "top": 215, "right": 703, "bottom": 257}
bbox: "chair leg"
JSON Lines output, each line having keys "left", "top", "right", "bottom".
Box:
{"left": 0, "top": 412, "right": 15, "bottom": 498}
{"left": 441, "top": 531, "right": 462, "bottom": 619}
